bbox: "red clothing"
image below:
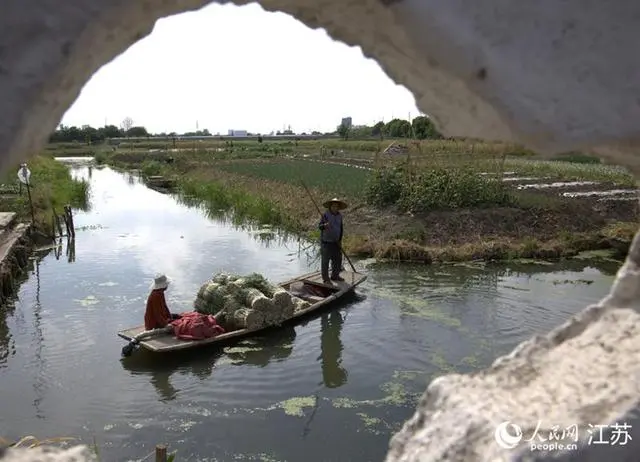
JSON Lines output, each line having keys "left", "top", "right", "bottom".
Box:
{"left": 170, "top": 312, "right": 225, "bottom": 340}
{"left": 144, "top": 289, "right": 172, "bottom": 330}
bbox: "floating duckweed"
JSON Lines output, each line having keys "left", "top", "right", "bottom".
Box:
{"left": 510, "top": 258, "right": 554, "bottom": 266}
{"left": 232, "top": 454, "right": 283, "bottom": 462}
{"left": 331, "top": 380, "right": 418, "bottom": 409}
{"left": 373, "top": 288, "right": 461, "bottom": 328}
{"left": 552, "top": 279, "right": 594, "bottom": 285}
{"left": 450, "top": 262, "right": 486, "bottom": 270}
{"left": 379, "top": 382, "right": 412, "bottom": 406}
{"left": 502, "top": 285, "right": 530, "bottom": 291}
{"left": 391, "top": 370, "right": 428, "bottom": 382}
{"left": 573, "top": 249, "right": 619, "bottom": 261}
{"left": 270, "top": 396, "right": 317, "bottom": 417}
{"left": 224, "top": 346, "right": 264, "bottom": 355}
{"left": 357, "top": 413, "right": 384, "bottom": 434}
{"left": 75, "top": 295, "right": 99, "bottom": 306}
{"left": 214, "top": 357, "right": 235, "bottom": 367}
{"left": 459, "top": 355, "right": 480, "bottom": 368}
{"left": 430, "top": 353, "right": 456, "bottom": 373}
{"left": 332, "top": 397, "right": 359, "bottom": 409}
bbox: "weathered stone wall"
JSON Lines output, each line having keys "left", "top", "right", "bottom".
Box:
{"left": 2, "top": 0, "right": 640, "bottom": 461}
{"left": 0, "top": 224, "right": 34, "bottom": 306}
{"left": 0, "top": 446, "right": 97, "bottom": 462}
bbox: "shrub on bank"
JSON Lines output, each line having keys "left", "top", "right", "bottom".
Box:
{"left": 140, "top": 160, "right": 167, "bottom": 177}
{"left": 364, "top": 167, "right": 405, "bottom": 206}
{"left": 365, "top": 166, "right": 513, "bottom": 212}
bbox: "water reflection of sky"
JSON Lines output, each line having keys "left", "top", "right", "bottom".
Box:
{"left": 69, "top": 165, "right": 313, "bottom": 310}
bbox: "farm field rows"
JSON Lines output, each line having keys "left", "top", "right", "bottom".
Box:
{"left": 212, "top": 156, "right": 637, "bottom": 202}
{"left": 214, "top": 159, "right": 370, "bottom": 199}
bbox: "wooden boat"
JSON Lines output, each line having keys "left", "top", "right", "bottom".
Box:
{"left": 144, "top": 175, "right": 177, "bottom": 193}
{"left": 117, "top": 270, "right": 367, "bottom": 354}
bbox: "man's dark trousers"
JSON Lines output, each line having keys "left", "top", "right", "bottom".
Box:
{"left": 321, "top": 241, "right": 342, "bottom": 281}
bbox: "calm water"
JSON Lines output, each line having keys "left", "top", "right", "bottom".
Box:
{"left": 0, "top": 160, "right": 621, "bottom": 461}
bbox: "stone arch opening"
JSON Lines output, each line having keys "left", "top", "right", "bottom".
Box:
{"left": 2, "top": 1, "right": 640, "bottom": 461}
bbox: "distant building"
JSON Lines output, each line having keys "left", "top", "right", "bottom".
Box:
{"left": 341, "top": 117, "right": 352, "bottom": 129}
{"left": 227, "top": 129, "right": 248, "bottom": 137}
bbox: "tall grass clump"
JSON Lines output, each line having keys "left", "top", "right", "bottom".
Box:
{"left": 366, "top": 165, "right": 513, "bottom": 212}
{"left": 140, "top": 160, "right": 167, "bottom": 177}
{"left": 93, "top": 151, "right": 108, "bottom": 164}
{"left": 3, "top": 156, "right": 91, "bottom": 232}
{"left": 178, "top": 179, "right": 299, "bottom": 231}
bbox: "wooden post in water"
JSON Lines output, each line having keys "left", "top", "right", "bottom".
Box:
{"left": 53, "top": 209, "right": 64, "bottom": 239}
{"left": 62, "top": 208, "right": 71, "bottom": 238}
{"left": 51, "top": 212, "right": 57, "bottom": 242}
{"left": 64, "top": 205, "right": 75, "bottom": 238}
{"left": 67, "top": 237, "right": 76, "bottom": 263}
{"left": 25, "top": 180, "right": 35, "bottom": 226}
{"left": 155, "top": 445, "right": 168, "bottom": 462}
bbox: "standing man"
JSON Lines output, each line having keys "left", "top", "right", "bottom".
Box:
{"left": 318, "top": 198, "right": 348, "bottom": 284}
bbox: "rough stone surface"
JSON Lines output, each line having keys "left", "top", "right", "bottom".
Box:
{"left": 0, "top": 213, "right": 16, "bottom": 230}
{"left": 0, "top": 446, "right": 97, "bottom": 462}
{"left": 3, "top": 1, "right": 640, "bottom": 462}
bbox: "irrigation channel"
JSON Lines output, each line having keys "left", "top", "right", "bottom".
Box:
{"left": 0, "top": 158, "right": 622, "bottom": 461}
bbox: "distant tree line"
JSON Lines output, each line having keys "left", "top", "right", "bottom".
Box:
{"left": 337, "top": 116, "right": 442, "bottom": 141}
{"left": 50, "top": 123, "right": 150, "bottom": 144}
{"left": 49, "top": 115, "right": 444, "bottom": 144}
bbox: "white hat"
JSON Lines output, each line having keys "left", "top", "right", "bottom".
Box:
{"left": 150, "top": 273, "right": 170, "bottom": 291}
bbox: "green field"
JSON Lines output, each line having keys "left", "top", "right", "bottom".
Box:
{"left": 215, "top": 159, "right": 371, "bottom": 199}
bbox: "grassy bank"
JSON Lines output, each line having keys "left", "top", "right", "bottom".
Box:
{"left": 81, "top": 139, "right": 640, "bottom": 262}
{"left": 0, "top": 156, "right": 90, "bottom": 235}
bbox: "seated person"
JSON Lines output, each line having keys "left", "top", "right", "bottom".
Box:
{"left": 144, "top": 273, "right": 181, "bottom": 330}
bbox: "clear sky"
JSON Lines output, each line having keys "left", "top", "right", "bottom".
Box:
{"left": 60, "top": 3, "right": 420, "bottom": 135}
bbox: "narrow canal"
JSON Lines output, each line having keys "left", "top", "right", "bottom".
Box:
{"left": 0, "top": 159, "right": 619, "bottom": 461}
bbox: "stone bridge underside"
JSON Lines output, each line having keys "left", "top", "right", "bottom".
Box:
{"left": 2, "top": 1, "right": 640, "bottom": 461}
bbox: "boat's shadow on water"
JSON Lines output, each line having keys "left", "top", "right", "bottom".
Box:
{"left": 119, "top": 291, "right": 363, "bottom": 401}
{"left": 119, "top": 327, "right": 297, "bottom": 401}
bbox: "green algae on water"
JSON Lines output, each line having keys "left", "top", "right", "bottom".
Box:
{"left": 431, "top": 352, "right": 456, "bottom": 373}
{"left": 331, "top": 375, "right": 421, "bottom": 410}
{"left": 74, "top": 295, "right": 99, "bottom": 306}
{"left": 356, "top": 412, "right": 387, "bottom": 435}
{"left": 450, "top": 261, "right": 486, "bottom": 270}
{"left": 372, "top": 287, "right": 461, "bottom": 328}
{"left": 551, "top": 278, "right": 594, "bottom": 285}
{"left": 510, "top": 258, "right": 555, "bottom": 266}
{"left": 459, "top": 355, "right": 480, "bottom": 368}
{"left": 268, "top": 395, "right": 317, "bottom": 417}
{"left": 572, "top": 249, "right": 619, "bottom": 262}
{"left": 502, "top": 285, "right": 530, "bottom": 291}
{"left": 223, "top": 345, "right": 264, "bottom": 355}
{"left": 232, "top": 453, "right": 284, "bottom": 462}
{"left": 391, "top": 370, "right": 429, "bottom": 383}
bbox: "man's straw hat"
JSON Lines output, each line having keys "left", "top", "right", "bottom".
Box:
{"left": 322, "top": 198, "right": 348, "bottom": 210}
